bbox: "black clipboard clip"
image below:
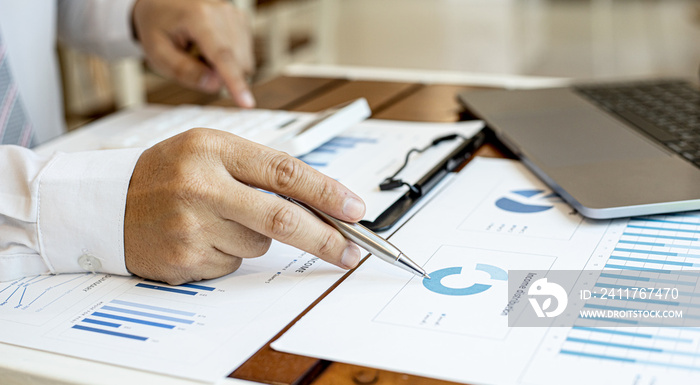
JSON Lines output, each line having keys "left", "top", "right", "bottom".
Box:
{"left": 359, "top": 130, "right": 487, "bottom": 232}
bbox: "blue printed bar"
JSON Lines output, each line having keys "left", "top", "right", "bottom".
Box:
{"left": 101, "top": 305, "right": 194, "bottom": 324}
{"left": 618, "top": 239, "right": 700, "bottom": 251}
{"left": 567, "top": 337, "right": 700, "bottom": 358}
{"left": 623, "top": 232, "right": 699, "bottom": 241}
{"left": 93, "top": 311, "right": 175, "bottom": 329}
{"left": 608, "top": 255, "right": 698, "bottom": 267}
{"left": 604, "top": 263, "right": 671, "bottom": 273}
{"left": 571, "top": 326, "right": 693, "bottom": 342}
{"left": 110, "top": 299, "right": 196, "bottom": 316}
{"left": 72, "top": 325, "right": 147, "bottom": 341}
{"left": 631, "top": 218, "right": 700, "bottom": 227}
{"left": 135, "top": 283, "right": 197, "bottom": 296}
{"left": 564, "top": 347, "right": 700, "bottom": 370}
{"left": 614, "top": 247, "right": 700, "bottom": 259}
{"left": 560, "top": 349, "right": 635, "bottom": 363}
{"left": 178, "top": 283, "right": 216, "bottom": 292}
{"left": 627, "top": 225, "right": 700, "bottom": 234}
{"left": 82, "top": 318, "right": 120, "bottom": 328}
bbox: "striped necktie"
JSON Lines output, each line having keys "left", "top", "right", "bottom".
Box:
{"left": 0, "top": 32, "right": 35, "bottom": 147}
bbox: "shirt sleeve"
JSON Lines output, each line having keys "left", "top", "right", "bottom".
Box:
{"left": 56, "top": 0, "right": 142, "bottom": 60}
{"left": 0, "top": 145, "right": 145, "bottom": 282}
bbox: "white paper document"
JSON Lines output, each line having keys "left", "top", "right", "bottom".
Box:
{"left": 0, "top": 244, "right": 343, "bottom": 382}
{"left": 296, "top": 118, "right": 483, "bottom": 221}
{"left": 272, "top": 157, "right": 700, "bottom": 385}
{"left": 2, "top": 106, "right": 483, "bottom": 382}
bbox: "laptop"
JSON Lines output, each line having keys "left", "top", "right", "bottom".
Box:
{"left": 457, "top": 79, "right": 700, "bottom": 219}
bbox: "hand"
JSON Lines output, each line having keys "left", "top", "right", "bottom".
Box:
{"left": 132, "top": 0, "right": 256, "bottom": 107}
{"left": 124, "top": 129, "right": 366, "bottom": 285}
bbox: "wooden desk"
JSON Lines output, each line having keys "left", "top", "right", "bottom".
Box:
{"left": 150, "top": 75, "right": 514, "bottom": 385}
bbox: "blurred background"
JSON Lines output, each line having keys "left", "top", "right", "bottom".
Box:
{"left": 60, "top": 0, "right": 700, "bottom": 128}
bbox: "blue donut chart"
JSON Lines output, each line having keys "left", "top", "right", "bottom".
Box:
{"left": 422, "top": 264, "right": 508, "bottom": 296}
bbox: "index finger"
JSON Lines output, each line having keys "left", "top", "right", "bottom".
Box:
{"left": 220, "top": 135, "right": 366, "bottom": 223}
{"left": 190, "top": 7, "right": 256, "bottom": 107}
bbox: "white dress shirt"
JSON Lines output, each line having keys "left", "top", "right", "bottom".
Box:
{"left": 0, "top": 0, "right": 146, "bottom": 281}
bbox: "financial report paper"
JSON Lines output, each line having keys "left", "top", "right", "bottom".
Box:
{"left": 0, "top": 243, "right": 342, "bottom": 382}
{"left": 0, "top": 106, "right": 483, "bottom": 382}
{"left": 272, "top": 157, "right": 700, "bottom": 385}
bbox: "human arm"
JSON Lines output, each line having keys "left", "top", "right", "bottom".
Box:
{"left": 57, "top": 0, "right": 255, "bottom": 107}
{"left": 0, "top": 146, "right": 144, "bottom": 282}
{"left": 1, "top": 130, "right": 365, "bottom": 284}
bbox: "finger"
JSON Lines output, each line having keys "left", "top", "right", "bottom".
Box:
{"left": 208, "top": 219, "right": 272, "bottom": 259}
{"left": 218, "top": 182, "right": 362, "bottom": 269}
{"left": 143, "top": 33, "right": 223, "bottom": 93}
{"left": 219, "top": 138, "right": 366, "bottom": 222}
{"left": 191, "top": 10, "right": 256, "bottom": 107}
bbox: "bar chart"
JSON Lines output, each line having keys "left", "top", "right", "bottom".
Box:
{"left": 135, "top": 280, "right": 216, "bottom": 296}
{"left": 69, "top": 297, "right": 203, "bottom": 344}
{"left": 526, "top": 211, "right": 700, "bottom": 384}
{"left": 0, "top": 239, "right": 348, "bottom": 381}
{"left": 298, "top": 135, "right": 378, "bottom": 169}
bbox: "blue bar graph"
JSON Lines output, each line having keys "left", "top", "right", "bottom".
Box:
{"left": 110, "top": 299, "right": 197, "bottom": 316}
{"left": 561, "top": 213, "right": 700, "bottom": 372}
{"left": 563, "top": 348, "right": 700, "bottom": 370}
{"left": 614, "top": 247, "right": 700, "bottom": 259}
{"left": 101, "top": 306, "right": 194, "bottom": 324}
{"left": 566, "top": 337, "right": 700, "bottom": 359}
{"left": 598, "top": 272, "right": 696, "bottom": 286}
{"left": 604, "top": 263, "right": 671, "bottom": 273}
{"left": 631, "top": 218, "right": 700, "bottom": 227}
{"left": 307, "top": 147, "right": 336, "bottom": 154}
{"left": 623, "top": 232, "right": 698, "bottom": 241}
{"left": 82, "top": 318, "right": 121, "bottom": 328}
{"left": 627, "top": 224, "right": 700, "bottom": 234}
{"left": 577, "top": 317, "right": 639, "bottom": 325}
{"left": 135, "top": 283, "right": 197, "bottom": 296}
{"left": 608, "top": 255, "right": 699, "bottom": 267}
{"left": 72, "top": 325, "right": 148, "bottom": 341}
{"left": 619, "top": 239, "right": 700, "bottom": 252}
{"left": 298, "top": 135, "right": 378, "bottom": 168}
{"left": 560, "top": 349, "right": 635, "bottom": 363}
{"left": 141, "top": 280, "right": 216, "bottom": 293}
{"left": 571, "top": 326, "right": 693, "bottom": 342}
{"left": 92, "top": 311, "right": 175, "bottom": 329}
{"left": 566, "top": 337, "right": 664, "bottom": 353}
{"left": 179, "top": 283, "right": 215, "bottom": 292}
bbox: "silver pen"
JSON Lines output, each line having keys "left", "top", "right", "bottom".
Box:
{"left": 279, "top": 195, "right": 430, "bottom": 279}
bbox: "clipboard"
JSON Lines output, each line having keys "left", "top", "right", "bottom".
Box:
{"left": 359, "top": 129, "right": 487, "bottom": 232}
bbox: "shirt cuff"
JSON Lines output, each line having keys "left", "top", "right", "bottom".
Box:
{"left": 37, "top": 148, "right": 145, "bottom": 276}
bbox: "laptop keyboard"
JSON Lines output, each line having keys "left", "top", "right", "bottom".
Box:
{"left": 575, "top": 80, "right": 700, "bottom": 167}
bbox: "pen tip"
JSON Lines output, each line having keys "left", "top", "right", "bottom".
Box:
{"left": 424, "top": 273, "right": 431, "bottom": 279}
